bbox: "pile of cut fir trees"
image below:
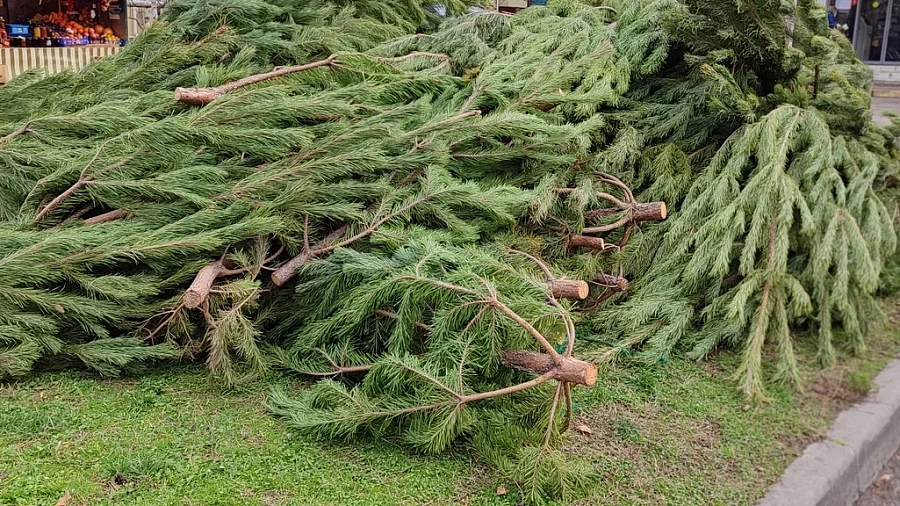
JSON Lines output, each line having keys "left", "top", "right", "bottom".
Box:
{"left": 0, "top": 0, "right": 898, "bottom": 502}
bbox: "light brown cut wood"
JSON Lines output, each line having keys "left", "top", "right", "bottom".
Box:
{"left": 174, "top": 88, "right": 221, "bottom": 106}
{"left": 270, "top": 225, "right": 348, "bottom": 286}
{"left": 83, "top": 209, "right": 131, "bottom": 225}
{"left": 183, "top": 261, "right": 225, "bottom": 309}
{"left": 568, "top": 235, "right": 617, "bottom": 251}
{"left": 500, "top": 350, "right": 597, "bottom": 386}
{"left": 595, "top": 273, "right": 629, "bottom": 291}
{"left": 632, "top": 202, "right": 666, "bottom": 222}
{"left": 581, "top": 201, "right": 668, "bottom": 234}
{"left": 174, "top": 55, "right": 338, "bottom": 106}
{"left": 550, "top": 279, "right": 589, "bottom": 300}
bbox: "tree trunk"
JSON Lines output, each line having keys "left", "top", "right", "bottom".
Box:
{"left": 271, "top": 225, "right": 348, "bottom": 286}
{"left": 271, "top": 251, "right": 314, "bottom": 287}
{"left": 175, "top": 55, "right": 338, "bottom": 106}
{"left": 183, "top": 261, "right": 224, "bottom": 308}
{"left": 595, "top": 274, "right": 629, "bottom": 291}
{"left": 549, "top": 279, "right": 589, "bottom": 300}
{"left": 632, "top": 202, "right": 666, "bottom": 223}
{"left": 173, "top": 88, "right": 222, "bottom": 106}
{"left": 500, "top": 350, "right": 597, "bottom": 386}
{"left": 568, "top": 235, "right": 616, "bottom": 251}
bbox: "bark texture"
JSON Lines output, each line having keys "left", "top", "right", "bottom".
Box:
{"left": 550, "top": 279, "right": 589, "bottom": 300}
{"left": 175, "top": 56, "right": 338, "bottom": 106}
{"left": 568, "top": 235, "right": 617, "bottom": 251}
{"left": 183, "top": 261, "right": 225, "bottom": 308}
{"left": 595, "top": 274, "right": 629, "bottom": 291}
{"left": 271, "top": 225, "right": 348, "bottom": 286}
{"left": 500, "top": 350, "right": 597, "bottom": 386}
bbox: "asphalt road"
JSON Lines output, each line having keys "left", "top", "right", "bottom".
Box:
{"left": 856, "top": 447, "right": 900, "bottom": 505}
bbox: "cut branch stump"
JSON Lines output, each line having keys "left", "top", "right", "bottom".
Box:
{"left": 550, "top": 279, "right": 589, "bottom": 300}
{"left": 183, "top": 261, "right": 225, "bottom": 308}
{"left": 501, "top": 350, "right": 597, "bottom": 386}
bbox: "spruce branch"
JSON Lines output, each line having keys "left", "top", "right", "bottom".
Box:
{"left": 83, "top": 209, "right": 133, "bottom": 226}
{"left": 374, "top": 51, "right": 451, "bottom": 72}
{"left": 296, "top": 347, "right": 374, "bottom": 376}
{"left": 273, "top": 185, "right": 456, "bottom": 286}
{"left": 142, "top": 303, "right": 186, "bottom": 343}
{"left": 404, "top": 110, "right": 482, "bottom": 138}
{"left": 401, "top": 273, "right": 564, "bottom": 363}
{"left": 736, "top": 219, "right": 779, "bottom": 399}
{"left": 2, "top": 2, "right": 896, "bottom": 501}
{"left": 555, "top": 173, "right": 666, "bottom": 241}
{"left": 506, "top": 248, "right": 589, "bottom": 301}
{"left": 0, "top": 123, "right": 33, "bottom": 146}
{"left": 32, "top": 147, "right": 138, "bottom": 223}
{"left": 374, "top": 309, "right": 434, "bottom": 331}
{"left": 175, "top": 51, "right": 452, "bottom": 106}
{"left": 175, "top": 54, "right": 341, "bottom": 106}
{"left": 32, "top": 179, "right": 93, "bottom": 223}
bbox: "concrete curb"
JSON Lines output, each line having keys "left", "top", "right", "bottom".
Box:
{"left": 758, "top": 354, "right": 900, "bottom": 506}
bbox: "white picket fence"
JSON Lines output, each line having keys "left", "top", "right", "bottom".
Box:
{"left": 128, "top": 4, "right": 164, "bottom": 40}
{"left": 0, "top": 1, "right": 167, "bottom": 82}
{"left": 0, "top": 45, "right": 122, "bottom": 81}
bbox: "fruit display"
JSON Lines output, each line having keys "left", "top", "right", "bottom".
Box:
{"left": 31, "top": 9, "right": 121, "bottom": 46}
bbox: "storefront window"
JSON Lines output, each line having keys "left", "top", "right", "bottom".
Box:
{"left": 846, "top": 0, "right": 900, "bottom": 63}
{"left": 885, "top": 1, "right": 900, "bottom": 60}
{"left": 854, "top": 0, "right": 888, "bottom": 61}
{"left": 2, "top": 0, "right": 125, "bottom": 47}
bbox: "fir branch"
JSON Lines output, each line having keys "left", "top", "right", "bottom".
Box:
{"left": 737, "top": 220, "right": 778, "bottom": 399}
{"left": 0, "top": 123, "right": 33, "bottom": 146}
{"left": 33, "top": 148, "right": 138, "bottom": 223}
{"left": 83, "top": 209, "right": 132, "bottom": 226}
{"left": 175, "top": 54, "right": 341, "bottom": 106}
{"left": 400, "top": 273, "right": 562, "bottom": 361}
{"left": 273, "top": 186, "right": 456, "bottom": 285}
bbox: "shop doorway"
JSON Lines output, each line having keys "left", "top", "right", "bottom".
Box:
{"left": 853, "top": 0, "right": 900, "bottom": 63}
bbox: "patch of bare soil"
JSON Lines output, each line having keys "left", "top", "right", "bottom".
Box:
{"left": 775, "top": 367, "right": 868, "bottom": 455}
{"left": 102, "top": 472, "right": 139, "bottom": 494}
{"left": 805, "top": 367, "right": 867, "bottom": 408}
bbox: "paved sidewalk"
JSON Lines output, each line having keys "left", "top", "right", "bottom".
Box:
{"left": 872, "top": 97, "right": 900, "bottom": 126}
{"left": 856, "top": 447, "right": 900, "bottom": 506}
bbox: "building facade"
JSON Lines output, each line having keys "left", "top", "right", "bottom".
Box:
{"left": 820, "top": 0, "right": 900, "bottom": 91}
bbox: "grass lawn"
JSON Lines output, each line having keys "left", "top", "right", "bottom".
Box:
{"left": 2, "top": 300, "right": 898, "bottom": 506}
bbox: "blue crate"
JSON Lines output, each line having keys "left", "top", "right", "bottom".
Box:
{"left": 529, "top": 0, "right": 548, "bottom": 5}
{"left": 6, "top": 24, "right": 30, "bottom": 37}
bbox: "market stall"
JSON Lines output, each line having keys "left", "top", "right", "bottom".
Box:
{"left": 1, "top": 0, "right": 130, "bottom": 81}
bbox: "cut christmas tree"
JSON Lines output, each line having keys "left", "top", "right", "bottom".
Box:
{"left": 0, "top": 0, "right": 897, "bottom": 502}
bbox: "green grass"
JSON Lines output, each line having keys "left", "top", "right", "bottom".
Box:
{"left": 0, "top": 370, "right": 509, "bottom": 506}
{"left": 2, "top": 301, "right": 899, "bottom": 506}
